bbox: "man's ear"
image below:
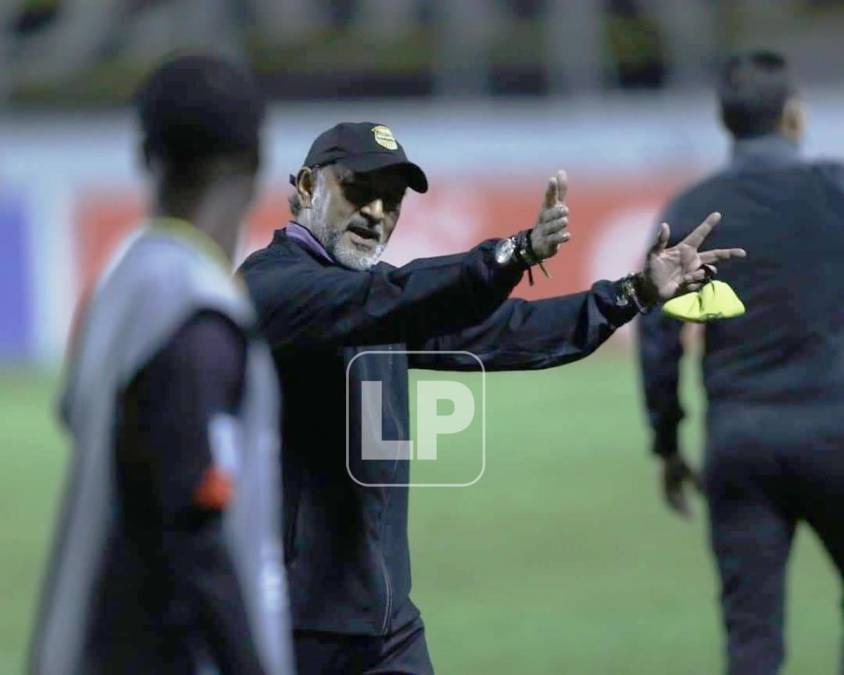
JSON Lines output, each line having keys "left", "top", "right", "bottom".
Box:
{"left": 779, "top": 97, "right": 805, "bottom": 144}
{"left": 296, "top": 167, "right": 315, "bottom": 209}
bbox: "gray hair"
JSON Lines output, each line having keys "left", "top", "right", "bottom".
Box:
{"left": 288, "top": 164, "right": 344, "bottom": 218}
{"left": 287, "top": 190, "right": 302, "bottom": 217}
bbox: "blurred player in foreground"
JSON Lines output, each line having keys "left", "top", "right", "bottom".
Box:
{"left": 238, "top": 121, "right": 745, "bottom": 674}
{"left": 30, "top": 55, "right": 292, "bottom": 675}
{"left": 638, "top": 51, "right": 844, "bottom": 674}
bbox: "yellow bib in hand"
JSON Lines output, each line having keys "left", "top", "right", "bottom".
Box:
{"left": 661, "top": 280, "right": 746, "bottom": 323}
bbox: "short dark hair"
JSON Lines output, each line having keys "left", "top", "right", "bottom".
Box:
{"left": 135, "top": 53, "right": 264, "bottom": 171}
{"left": 718, "top": 51, "right": 795, "bottom": 139}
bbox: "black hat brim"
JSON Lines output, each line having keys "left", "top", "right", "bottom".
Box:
{"left": 341, "top": 153, "right": 428, "bottom": 193}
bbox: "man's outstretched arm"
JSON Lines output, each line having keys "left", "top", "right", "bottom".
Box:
{"left": 240, "top": 172, "right": 572, "bottom": 352}
{"left": 410, "top": 280, "right": 639, "bottom": 371}
{"left": 413, "top": 212, "right": 744, "bottom": 372}
{"left": 240, "top": 239, "right": 524, "bottom": 351}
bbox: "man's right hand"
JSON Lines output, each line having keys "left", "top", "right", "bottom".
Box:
{"left": 530, "top": 170, "right": 571, "bottom": 260}
{"left": 660, "top": 451, "right": 702, "bottom": 518}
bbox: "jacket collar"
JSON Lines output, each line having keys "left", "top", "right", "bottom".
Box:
{"left": 275, "top": 221, "right": 393, "bottom": 272}
{"left": 277, "top": 221, "right": 335, "bottom": 264}
{"left": 731, "top": 134, "right": 800, "bottom": 170}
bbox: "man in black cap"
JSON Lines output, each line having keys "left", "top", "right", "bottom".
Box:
{"left": 31, "top": 55, "right": 292, "bottom": 675}
{"left": 240, "top": 121, "right": 744, "bottom": 674}
{"left": 638, "top": 51, "right": 844, "bottom": 674}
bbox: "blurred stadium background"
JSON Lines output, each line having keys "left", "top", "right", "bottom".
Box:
{"left": 2, "top": 0, "right": 844, "bottom": 672}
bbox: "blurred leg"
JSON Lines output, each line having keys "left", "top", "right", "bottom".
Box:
{"left": 705, "top": 424, "right": 796, "bottom": 675}
{"left": 802, "top": 513, "right": 844, "bottom": 675}
{"left": 788, "top": 423, "right": 844, "bottom": 675}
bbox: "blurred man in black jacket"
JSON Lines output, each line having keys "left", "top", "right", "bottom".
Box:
{"left": 241, "top": 121, "right": 744, "bottom": 675}
{"left": 638, "top": 51, "right": 844, "bottom": 674}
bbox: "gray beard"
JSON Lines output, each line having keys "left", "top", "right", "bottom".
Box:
{"left": 301, "top": 172, "right": 386, "bottom": 271}
{"left": 331, "top": 237, "right": 385, "bottom": 271}
{"left": 314, "top": 221, "right": 384, "bottom": 271}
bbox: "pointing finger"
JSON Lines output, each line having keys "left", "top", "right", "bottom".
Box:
{"left": 699, "top": 248, "right": 747, "bottom": 263}
{"left": 681, "top": 212, "right": 722, "bottom": 250}
{"left": 650, "top": 223, "right": 670, "bottom": 254}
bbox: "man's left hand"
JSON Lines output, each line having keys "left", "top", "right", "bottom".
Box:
{"left": 661, "top": 452, "right": 701, "bottom": 518}
{"left": 640, "top": 212, "right": 747, "bottom": 302}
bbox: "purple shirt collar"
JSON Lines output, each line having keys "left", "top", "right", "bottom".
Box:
{"left": 284, "top": 221, "right": 335, "bottom": 264}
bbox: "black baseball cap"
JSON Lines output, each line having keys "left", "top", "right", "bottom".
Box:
{"left": 297, "top": 122, "right": 428, "bottom": 193}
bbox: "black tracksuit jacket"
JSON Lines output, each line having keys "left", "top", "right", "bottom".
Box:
{"left": 240, "top": 225, "right": 637, "bottom": 636}
{"left": 638, "top": 135, "right": 844, "bottom": 451}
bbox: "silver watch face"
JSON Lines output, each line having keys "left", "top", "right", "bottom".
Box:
{"left": 495, "top": 238, "right": 516, "bottom": 265}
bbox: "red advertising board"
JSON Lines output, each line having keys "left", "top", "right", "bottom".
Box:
{"left": 73, "top": 174, "right": 691, "bottom": 305}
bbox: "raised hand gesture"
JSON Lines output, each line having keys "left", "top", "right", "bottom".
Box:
{"left": 641, "top": 212, "right": 747, "bottom": 302}
{"left": 530, "top": 170, "right": 571, "bottom": 261}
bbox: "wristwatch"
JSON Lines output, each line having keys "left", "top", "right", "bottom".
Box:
{"left": 494, "top": 237, "right": 517, "bottom": 266}
{"left": 495, "top": 229, "right": 547, "bottom": 285}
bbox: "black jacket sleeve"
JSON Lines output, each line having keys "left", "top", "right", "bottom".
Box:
{"left": 409, "top": 279, "right": 638, "bottom": 371}
{"left": 239, "top": 238, "right": 523, "bottom": 351}
{"left": 118, "top": 312, "right": 265, "bottom": 675}
{"left": 636, "top": 217, "right": 686, "bottom": 456}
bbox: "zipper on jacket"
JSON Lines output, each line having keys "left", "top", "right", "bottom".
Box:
{"left": 379, "top": 480, "right": 394, "bottom": 634}
{"left": 379, "top": 551, "right": 393, "bottom": 634}
{"left": 378, "top": 353, "right": 397, "bottom": 635}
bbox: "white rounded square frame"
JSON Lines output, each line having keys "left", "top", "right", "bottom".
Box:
{"left": 345, "top": 350, "right": 486, "bottom": 488}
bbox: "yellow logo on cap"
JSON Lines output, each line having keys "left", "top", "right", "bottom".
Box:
{"left": 372, "top": 125, "right": 398, "bottom": 150}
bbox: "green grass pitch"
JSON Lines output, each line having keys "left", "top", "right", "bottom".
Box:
{"left": 0, "top": 351, "right": 839, "bottom": 674}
